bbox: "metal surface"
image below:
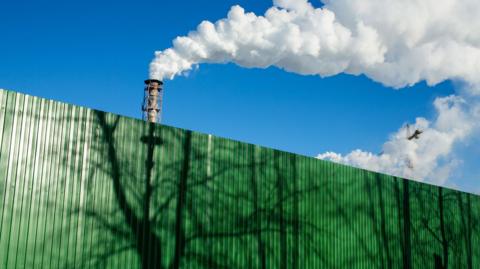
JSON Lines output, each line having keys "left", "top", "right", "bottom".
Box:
{"left": 1, "top": 89, "right": 479, "bottom": 268}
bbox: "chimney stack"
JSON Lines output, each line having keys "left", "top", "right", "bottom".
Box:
{"left": 143, "top": 79, "right": 164, "bottom": 123}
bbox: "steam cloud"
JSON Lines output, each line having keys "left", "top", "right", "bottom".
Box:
{"left": 150, "top": 0, "right": 480, "bottom": 87}
{"left": 150, "top": 0, "right": 480, "bottom": 184}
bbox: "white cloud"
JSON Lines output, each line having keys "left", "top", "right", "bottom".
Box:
{"left": 318, "top": 95, "right": 479, "bottom": 183}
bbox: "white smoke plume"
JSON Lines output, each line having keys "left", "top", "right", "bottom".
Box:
{"left": 150, "top": 0, "right": 480, "bottom": 88}
{"left": 150, "top": 0, "right": 480, "bottom": 183}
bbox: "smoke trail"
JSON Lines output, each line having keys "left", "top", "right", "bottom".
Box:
{"left": 150, "top": 0, "right": 480, "bottom": 88}
{"left": 150, "top": 0, "right": 480, "bottom": 183}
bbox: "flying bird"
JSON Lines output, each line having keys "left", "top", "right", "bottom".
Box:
{"left": 407, "top": 129, "right": 423, "bottom": 140}
{"left": 404, "top": 124, "right": 423, "bottom": 141}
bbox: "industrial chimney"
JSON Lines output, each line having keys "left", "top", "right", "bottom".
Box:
{"left": 143, "top": 79, "right": 164, "bottom": 123}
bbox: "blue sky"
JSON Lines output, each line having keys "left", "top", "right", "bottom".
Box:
{"left": 3, "top": 0, "right": 477, "bottom": 190}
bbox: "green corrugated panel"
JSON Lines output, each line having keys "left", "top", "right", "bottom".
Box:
{"left": 1, "top": 88, "right": 479, "bottom": 268}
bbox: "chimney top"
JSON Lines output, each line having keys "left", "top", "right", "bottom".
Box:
{"left": 144, "top": 79, "right": 163, "bottom": 85}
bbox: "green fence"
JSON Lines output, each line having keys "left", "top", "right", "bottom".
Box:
{"left": 0, "top": 89, "right": 479, "bottom": 268}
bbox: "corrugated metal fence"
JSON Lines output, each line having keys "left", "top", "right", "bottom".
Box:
{"left": 1, "top": 89, "right": 479, "bottom": 268}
